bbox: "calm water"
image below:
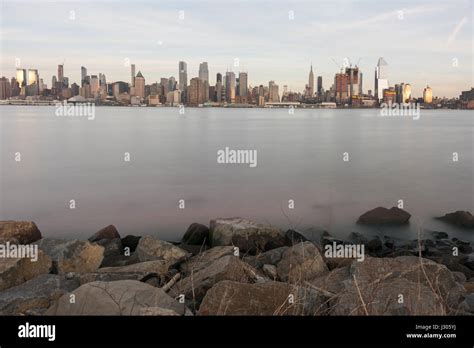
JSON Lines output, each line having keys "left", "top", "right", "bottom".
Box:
{"left": 1, "top": 106, "right": 473, "bottom": 242}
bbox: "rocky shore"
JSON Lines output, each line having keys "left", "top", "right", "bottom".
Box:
{"left": 0, "top": 207, "right": 473, "bottom": 316}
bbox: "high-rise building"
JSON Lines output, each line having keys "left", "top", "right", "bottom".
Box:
{"left": 359, "top": 72, "right": 363, "bottom": 95}
{"left": 317, "top": 76, "right": 323, "bottom": 95}
{"left": 168, "top": 76, "right": 177, "bottom": 91}
{"left": 423, "top": 86, "right": 433, "bottom": 104}
{"left": 374, "top": 57, "right": 389, "bottom": 101}
{"left": 239, "top": 72, "right": 248, "bottom": 97}
{"left": 0, "top": 77, "right": 12, "bottom": 100}
{"left": 334, "top": 73, "right": 349, "bottom": 104}
{"left": 188, "top": 77, "right": 205, "bottom": 105}
{"left": 179, "top": 61, "right": 187, "bottom": 92}
{"left": 160, "top": 78, "right": 169, "bottom": 96}
{"left": 199, "top": 62, "right": 209, "bottom": 83}
{"left": 216, "top": 73, "right": 222, "bottom": 102}
{"left": 131, "top": 64, "right": 136, "bottom": 87}
{"left": 308, "top": 64, "right": 314, "bottom": 97}
{"left": 225, "top": 71, "right": 236, "bottom": 103}
{"left": 16, "top": 69, "right": 27, "bottom": 87}
{"left": 90, "top": 75, "right": 99, "bottom": 96}
{"left": 268, "top": 80, "right": 279, "bottom": 102}
{"left": 26, "top": 69, "right": 39, "bottom": 96}
{"left": 81, "top": 66, "right": 87, "bottom": 86}
{"left": 134, "top": 71, "right": 145, "bottom": 98}
{"left": 402, "top": 84, "right": 411, "bottom": 103}
{"left": 58, "top": 64, "right": 64, "bottom": 84}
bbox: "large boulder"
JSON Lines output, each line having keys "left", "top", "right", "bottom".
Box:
{"left": 88, "top": 225, "right": 120, "bottom": 243}
{"left": 36, "top": 239, "right": 104, "bottom": 274}
{"left": 437, "top": 211, "right": 474, "bottom": 228}
{"left": 181, "top": 223, "right": 210, "bottom": 246}
{"left": 209, "top": 217, "right": 287, "bottom": 254}
{"left": 331, "top": 256, "right": 466, "bottom": 315}
{"left": 357, "top": 207, "right": 411, "bottom": 225}
{"left": 170, "top": 255, "right": 256, "bottom": 306}
{"left": 0, "top": 251, "right": 51, "bottom": 291}
{"left": 277, "top": 242, "right": 327, "bottom": 283}
{"left": 179, "top": 246, "right": 235, "bottom": 275}
{"left": 198, "top": 280, "right": 327, "bottom": 315}
{"left": 243, "top": 246, "right": 288, "bottom": 269}
{"left": 0, "top": 221, "right": 42, "bottom": 244}
{"left": 285, "top": 230, "right": 309, "bottom": 245}
{"left": 46, "top": 280, "right": 191, "bottom": 315}
{"left": 0, "top": 274, "right": 78, "bottom": 315}
{"left": 135, "top": 236, "right": 189, "bottom": 264}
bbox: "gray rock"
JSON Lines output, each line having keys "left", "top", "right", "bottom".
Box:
{"left": 0, "top": 251, "right": 52, "bottom": 291}
{"left": 46, "top": 280, "right": 191, "bottom": 315}
{"left": 348, "top": 232, "right": 368, "bottom": 245}
{"left": 181, "top": 223, "right": 210, "bottom": 246}
{"left": 180, "top": 246, "right": 234, "bottom": 275}
{"left": 262, "top": 264, "right": 277, "bottom": 280}
{"left": 430, "top": 231, "right": 449, "bottom": 240}
{"left": 277, "top": 241, "right": 327, "bottom": 282}
{"left": 285, "top": 230, "right": 309, "bottom": 246}
{"left": 367, "top": 236, "right": 382, "bottom": 251}
{"left": 96, "top": 238, "right": 122, "bottom": 258}
{"left": 357, "top": 207, "right": 411, "bottom": 225}
{"left": 437, "top": 211, "right": 474, "bottom": 228}
{"left": 0, "top": 221, "right": 42, "bottom": 244}
{"left": 198, "top": 280, "right": 327, "bottom": 315}
{"left": 36, "top": 239, "right": 104, "bottom": 274}
{"left": 209, "top": 217, "right": 287, "bottom": 254}
{"left": 243, "top": 246, "right": 288, "bottom": 269}
{"left": 135, "top": 236, "right": 189, "bottom": 264}
{"left": 88, "top": 225, "right": 120, "bottom": 243}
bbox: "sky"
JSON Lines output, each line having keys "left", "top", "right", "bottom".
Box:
{"left": 0, "top": 0, "right": 472, "bottom": 98}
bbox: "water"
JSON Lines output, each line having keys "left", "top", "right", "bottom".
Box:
{"left": 1, "top": 106, "right": 473, "bottom": 242}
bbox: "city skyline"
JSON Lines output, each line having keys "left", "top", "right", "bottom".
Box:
{"left": 0, "top": 0, "right": 472, "bottom": 98}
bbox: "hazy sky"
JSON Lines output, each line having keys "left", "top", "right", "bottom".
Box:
{"left": 0, "top": 0, "right": 472, "bottom": 97}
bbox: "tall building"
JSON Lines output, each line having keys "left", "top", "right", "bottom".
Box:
{"left": 374, "top": 57, "right": 388, "bottom": 101}
{"left": 188, "top": 77, "right": 205, "bottom": 105}
{"left": 179, "top": 61, "right": 187, "bottom": 92}
{"left": 81, "top": 66, "right": 87, "bottom": 86}
{"left": 268, "top": 80, "right": 279, "bottom": 102}
{"left": 90, "top": 75, "right": 99, "bottom": 96}
{"left": 160, "top": 78, "right": 169, "bottom": 95}
{"left": 423, "top": 86, "right": 433, "bottom": 103}
{"left": 134, "top": 71, "right": 145, "bottom": 98}
{"left": 27, "top": 69, "right": 39, "bottom": 95}
{"left": 58, "top": 64, "right": 64, "bottom": 84}
{"left": 131, "top": 64, "right": 136, "bottom": 87}
{"left": 225, "top": 71, "right": 236, "bottom": 103}
{"left": 16, "top": 69, "right": 27, "bottom": 87}
{"left": 308, "top": 64, "right": 314, "bottom": 97}
{"left": 317, "top": 76, "right": 323, "bottom": 95}
{"left": 402, "top": 84, "right": 411, "bottom": 103}
{"left": 168, "top": 76, "right": 177, "bottom": 91}
{"left": 0, "top": 77, "right": 12, "bottom": 100}
{"left": 239, "top": 72, "right": 248, "bottom": 97}
{"left": 334, "top": 73, "right": 349, "bottom": 104}
{"left": 216, "top": 73, "right": 222, "bottom": 102}
{"left": 199, "top": 62, "right": 209, "bottom": 83}
{"left": 359, "top": 72, "right": 363, "bottom": 95}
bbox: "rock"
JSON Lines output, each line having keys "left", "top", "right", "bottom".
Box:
{"left": 367, "top": 236, "right": 382, "bottom": 251}
{"left": 383, "top": 236, "right": 396, "bottom": 249}
{"left": 99, "top": 253, "right": 139, "bottom": 268}
{"left": 262, "top": 264, "right": 277, "bottom": 280}
{"left": 46, "top": 280, "right": 190, "bottom": 315}
{"left": 277, "top": 241, "right": 327, "bottom": 283}
{"left": 88, "top": 225, "right": 120, "bottom": 243}
{"left": 437, "top": 211, "right": 474, "bottom": 228}
{"left": 78, "top": 272, "right": 153, "bottom": 285}
{"left": 331, "top": 256, "right": 465, "bottom": 315}
{"left": 431, "top": 255, "right": 474, "bottom": 279}
{"left": 464, "top": 294, "right": 474, "bottom": 313}
{"left": 451, "top": 238, "right": 473, "bottom": 254}
{"left": 0, "top": 251, "right": 51, "bottom": 291}
{"left": 430, "top": 231, "right": 449, "bottom": 240}
{"left": 135, "top": 236, "right": 189, "bottom": 264}
{"left": 181, "top": 223, "right": 210, "bottom": 246}
{"left": 464, "top": 281, "right": 474, "bottom": 293}
{"left": 0, "top": 221, "right": 42, "bottom": 244}
{"left": 453, "top": 271, "right": 467, "bottom": 283}
{"left": 308, "top": 266, "right": 351, "bottom": 295}
{"left": 121, "top": 235, "right": 141, "bottom": 252}
{"left": 357, "top": 207, "right": 411, "bottom": 225}
{"left": 285, "top": 230, "right": 308, "bottom": 245}
{"left": 98, "top": 260, "right": 170, "bottom": 275}
{"left": 96, "top": 238, "right": 122, "bottom": 258}
{"left": 243, "top": 246, "right": 288, "bottom": 269}
{"left": 198, "top": 280, "right": 327, "bottom": 315}
{"left": 180, "top": 246, "right": 234, "bottom": 275}
{"left": 36, "top": 239, "right": 104, "bottom": 274}
{"left": 178, "top": 244, "right": 209, "bottom": 256}
{"left": 209, "top": 217, "right": 287, "bottom": 254}
{"left": 0, "top": 274, "right": 79, "bottom": 315}
{"left": 170, "top": 255, "right": 256, "bottom": 306}
{"left": 348, "top": 232, "right": 368, "bottom": 245}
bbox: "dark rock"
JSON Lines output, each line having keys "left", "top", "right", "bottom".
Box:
{"left": 367, "top": 236, "right": 382, "bottom": 251}
{"left": 383, "top": 236, "right": 396, "bottom": 249}
{"left": 437, "top": 211, "right": 474, "bottom": 228}
{"left": 88, "top": 225, "right": 120, "bottom": 243}
{"left": 348, "top": 232, "right": 368, "bottom": 245}
{"left": 181, "top": 223, "right": 210, "bottom": 246}
{"left": 285, "top": 230, "right": 309, "bottom": 245}
{"left": 0, "top": 221, "right": 42, "bottom": 244}
{"left": 178, "top": 243, "right": 209, "bottom": 256}
{"left": 357, "top": 207, "right": 411, "bottom": 225}
{"left": 121, "top": 235, "right": 141, "bottom": 252}
{"left": 243, "top": 246, "right": 288, "bottom": 269}
{"left": 431, "top": 231, "right": 449, "bottom": 240}
{"left": 96, "top": 238, "right": 122, "bottom": 258}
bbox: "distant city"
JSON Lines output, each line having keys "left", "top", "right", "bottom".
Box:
{"left": 0, "top": 58, "right": 473, "bottom": 109}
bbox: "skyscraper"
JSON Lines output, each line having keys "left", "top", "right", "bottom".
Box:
{"left": 268, "top": 80, "right": 279, "bottom": 102}
{"left": 225, "top": 71, "right": 235, "bottom": 103}
{"left": 58, "top": 64, "right": 64, "bottom": 85}
{"left": 239, "top": 72, "right": 248, "bottom": 97}
{"left": 402, "top": 84, "right": 411, "bottom": 103}
{"left": 423, "top": 86, "right": 433, "bottom": 103}
{"left": 188, "top": 77, "right": 205, "bottom": 105}
{"left": 16, "top": 69, "right": 27, "bottom": 87}
{"left": 308, "top": 64, "right": 314, "bottom": 97}
{"left": 317, "top": 76, "right": 323, "bottom": 95}
{"left": 134, "top": 71, "right": 145, "bottom": 98}
{"left": 216, "top": 73, "right": 222, "bottom": 102}
{"left": 199, "top": 62, "right": 209, "bottom": 83}
{"left": 131, "top": 64, "right": 136, "bottom": 87}
{"left": 179, "top": 61, "right": 187, "bottom": 92}
{"left": 374, "top": 57, "right": 388, "bottom": 101}
{"left": 81, "top": 66, "right": 87, "bottom": 86}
